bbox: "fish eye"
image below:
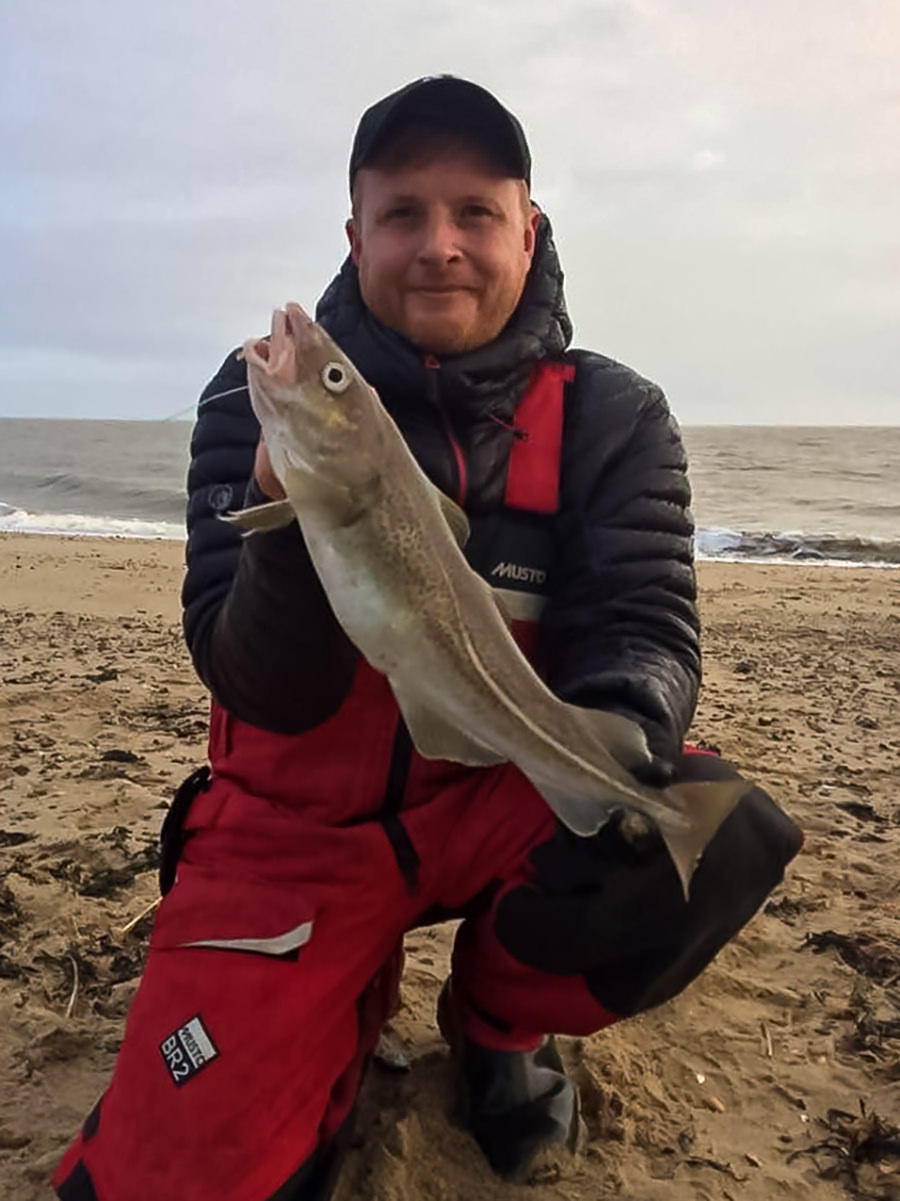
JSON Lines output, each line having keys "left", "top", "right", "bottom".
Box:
{"left": 321, "top": 361, "right": 351, "bottom": 393}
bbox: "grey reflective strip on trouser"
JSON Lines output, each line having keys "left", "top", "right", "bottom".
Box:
{"left": 178, "top": 920, "right": 314, "bottom": 956}
{"left": 492, "top": 587, "right": 547, "bottom": 622}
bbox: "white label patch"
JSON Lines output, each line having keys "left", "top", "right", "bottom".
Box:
{"left": 160, "top": 1015, "right": 219, "bottom": 1087}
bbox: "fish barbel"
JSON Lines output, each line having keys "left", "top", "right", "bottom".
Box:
{"left": 227, "top": 303, "right": 746, "bottom": 897}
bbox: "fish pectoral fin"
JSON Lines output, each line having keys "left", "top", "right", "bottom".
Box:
{"left": 220, "top": 499, "right": 296, "bottom": 534}
{"left": 389, "top": 681, "right": 504, "bottom": 767}
{"left": 659, "top": 777, "right": 749, "bottom": 901}
{"left": 434, "top": 487, "right": 470, "bottom": 548}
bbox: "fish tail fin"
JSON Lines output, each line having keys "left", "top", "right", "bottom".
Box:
{"left": 660, "top": 778, "right": 749, "bottom": 901}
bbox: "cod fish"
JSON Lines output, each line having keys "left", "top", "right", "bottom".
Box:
{"left": 227, "top": 303, "right": 746, "bottom": 898}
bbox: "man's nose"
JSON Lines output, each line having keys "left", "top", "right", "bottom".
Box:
{"left": 416, "top": 213, "right": 462, "bottom": 266}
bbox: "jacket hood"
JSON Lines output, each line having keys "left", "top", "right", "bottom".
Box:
{"left": 315, "top": 213, "right": 572, "bottom": 422}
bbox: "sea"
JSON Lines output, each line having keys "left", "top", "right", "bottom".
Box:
{"left": 0, "top": 419, "right": 898, "bottom": 567}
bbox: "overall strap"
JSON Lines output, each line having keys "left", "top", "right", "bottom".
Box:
{"left": 504, "top": 361, "right": 575, "bottom": 515}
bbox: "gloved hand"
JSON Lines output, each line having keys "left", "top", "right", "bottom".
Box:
{"left": 631, "top": 750, "right": 677, "bottom": 789}
{"left": 494, "top": 811, "right": 681, "bottom": 980}
{"left": 565, "top": 691, "right": 680, "bottom": 788}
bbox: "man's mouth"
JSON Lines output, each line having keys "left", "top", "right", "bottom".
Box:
{"left": 411, "top": 286, "right": 474, "bottom": 296}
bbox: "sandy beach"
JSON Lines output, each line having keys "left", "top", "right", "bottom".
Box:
{"left": 1, "top": 532, "right": 898, "bottom": 1200}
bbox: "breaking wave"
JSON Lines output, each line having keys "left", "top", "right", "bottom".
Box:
{"left": 0, "top": 503, "right": 183, "bottom": 541}
{"left": 1, "top": 501, "right": 897, "bottom": 566}
{"left": 694, "top": 527, "right": 900, "bottom": 567}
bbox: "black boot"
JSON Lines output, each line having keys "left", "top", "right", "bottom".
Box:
{"left": 437, "top": 980, "right": 580, "bottom": 1176}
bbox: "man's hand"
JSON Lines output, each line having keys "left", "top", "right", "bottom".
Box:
{"left": 254, "top": 439, "right": 287, "bottom": 501}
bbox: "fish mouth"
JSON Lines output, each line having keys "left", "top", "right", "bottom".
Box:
{"left": 283, "top": 302, "right": 316, "bottom": 338}
{"left": 283, "top": 303, "right": 335, "bottom": 366}
{"left": 242, "top": 303, "right": 324, "bottom": 386}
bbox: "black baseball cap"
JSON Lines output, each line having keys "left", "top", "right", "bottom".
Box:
{"left": 349, "top": 76, "right": 531, "bottom": 191}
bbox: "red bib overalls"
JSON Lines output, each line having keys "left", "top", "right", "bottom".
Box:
{"left": 54, "top": 361, "right": 802, "bottom": 1201}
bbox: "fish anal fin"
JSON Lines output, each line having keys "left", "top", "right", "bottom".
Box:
{"left": 660, "top": 777, "right": 749, "bottom": 900}
{"left": 493, "top": 592, "right": 512, "bottom": 629}
{"left": 221, "top": 499, "right": 295, "bottom": 534}
{"left": 434, "top": 488, "right": 470, "bottom": 548}
{"left": 389, "top": 680, "right": 503, "bottom": 767}
{"left": 579, "top": 709, "right": 651, "bottom": 774}
{"left": 530, "top": 781, "right": 616, "bottom": 838}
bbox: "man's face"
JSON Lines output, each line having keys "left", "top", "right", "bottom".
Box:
{"left": 347, "top": 145, "right": 540, "bottom": 356}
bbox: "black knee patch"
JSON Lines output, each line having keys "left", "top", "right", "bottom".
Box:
{"left": 82, "top": 1097, "right": 102, "bottom": 1142}
{"left": 56, "top": 1162, "right": 98, "bottom": 1201}
{"left": 265, "top": 1108, "right": 357, "bottom": 1201}
{"left": 495, "top": 754, "right": 802, "bottom": 1016}
{"left": 159, "top": 766, "right": 210, "bottom": 895}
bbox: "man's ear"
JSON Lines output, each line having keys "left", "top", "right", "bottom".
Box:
{"left": 525, "top": 203, "right": 541, "bottom": 257}
{"left": 346, "top": 218, "right": 361, "bottom": 266}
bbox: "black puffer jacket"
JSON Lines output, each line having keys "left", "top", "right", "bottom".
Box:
{"left": 182, "top": 216, "right": 700, "bottom": 764}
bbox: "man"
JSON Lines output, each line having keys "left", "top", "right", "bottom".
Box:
{"left": 54, "top": 77, "right": 801, "bottom": 1201}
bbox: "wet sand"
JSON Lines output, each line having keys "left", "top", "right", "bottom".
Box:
{"left": 1, "top": 533, "right": 898, "bottom": 1200}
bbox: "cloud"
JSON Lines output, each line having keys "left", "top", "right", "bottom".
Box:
{"left": 1, "top": 0, "right": 897, "bottom": 421}
{"left": 691, "top": 150, "right": 725, "bottom": 173}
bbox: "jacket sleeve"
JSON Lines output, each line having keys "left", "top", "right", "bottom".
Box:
{"left": 540, "top": 354, "right": 701, "bottom": 767}
{"left": 181, "top": 351, "right": 358, "bottom": 733}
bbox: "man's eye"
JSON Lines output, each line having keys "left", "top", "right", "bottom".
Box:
{"left": 385, "top": 207, "right": 415, "bottom": 221}
{"left": 462, "top": 205, "right": 495, "bottom": 220}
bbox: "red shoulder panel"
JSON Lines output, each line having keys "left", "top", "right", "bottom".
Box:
{"left": 504, "top": 362, "right": 575, "bottom": 515}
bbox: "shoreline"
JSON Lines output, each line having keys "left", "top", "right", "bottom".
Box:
{"left": 1, "top": 534, "right": 899, "bottom": 1200}
{"left": 2, "top": 527, "right": 898, "bottom": 570}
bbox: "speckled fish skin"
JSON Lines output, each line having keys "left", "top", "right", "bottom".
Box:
{"left": 230, "top": 303, "right": 747, "bottom": 897}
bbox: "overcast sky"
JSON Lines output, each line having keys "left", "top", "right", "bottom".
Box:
{"left": 2, "top": 0, "right": 897, "bottom": 424}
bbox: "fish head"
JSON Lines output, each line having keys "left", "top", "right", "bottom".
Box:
{"left": 243, "top": 303, "right": 385, "bottom": 509}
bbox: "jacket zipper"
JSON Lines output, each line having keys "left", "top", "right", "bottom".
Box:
{"left": 424, "top": 355, "right": 468, "bottom": 506}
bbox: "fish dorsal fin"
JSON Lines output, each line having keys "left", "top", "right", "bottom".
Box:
{"left": 435, "top": 488, "right": 470, "bottom": 548}
{"left": 388, "top": 677, "right": 504, "bottom": 768}
{"left": 220, "top": 499, "right": 295, "bottom": 534}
